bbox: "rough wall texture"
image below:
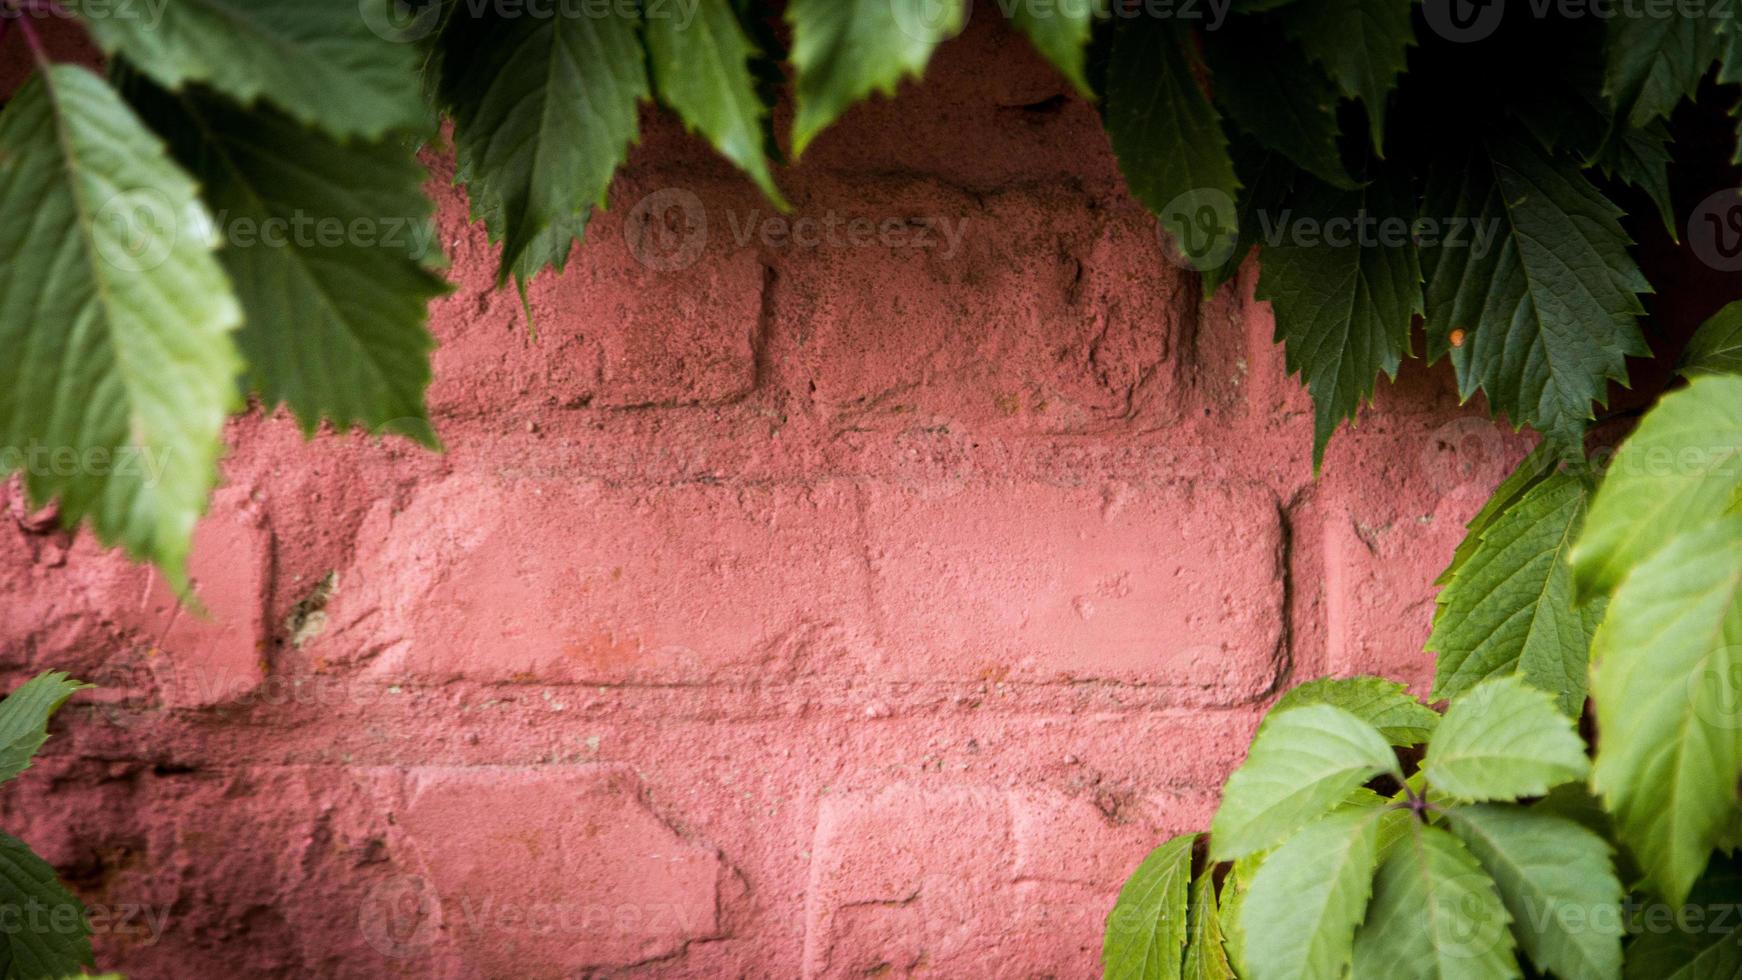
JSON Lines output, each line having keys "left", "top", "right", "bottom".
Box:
{"left": 0, "top": 12, "right": 1585, "bottom": 980}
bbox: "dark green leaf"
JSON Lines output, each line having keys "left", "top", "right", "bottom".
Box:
{"left": 1276, "top": 0, "right": 1415, "bottom": 150}
{"left": 127, "top": 80, "right": 447, "bottom": 444}
{"left": 1204, "top": 24, "right": 1352, "bottom": 188}
{"left": 1182, "top": 871, "right": 1234, "bottom": 980}
{"left": 74, "top": 0, "right": 427, "bottom": 140}
{"left": 1680, "top": 299, "right": 1742, "bottom": 378}
{"left": 1254, "top": 169, "right": 1422, "bottom": 467}
{"left": 440, "top": 4, "right": 648, "bottom": 286}
{"left": 1421, "top": 135, "right": 1649, "bottom": 448}
{"left": 1603, "top": 8, "right": 1725, "bottom": 128}
{"left": 0, "top": 831, "right": 91, "bottom": 978}
{"left": 1104, "top": 16, "right": 1240, "bottom": 273}
{"left": 1006, "top": 0, "right": 1098, "bottom": 95}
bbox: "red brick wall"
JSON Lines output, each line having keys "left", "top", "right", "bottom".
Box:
{"left": 0, "top": 14, "right": 1561, "bottom": 980}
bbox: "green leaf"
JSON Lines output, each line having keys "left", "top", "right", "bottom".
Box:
{"left": 1254, "top": 168, "right": 1423, "bottom": 468}
{"left": 1271, "top": 676, "right": 1439, "bottom": 747}
{"left": 1210, "top": 705, "right": 1400, "bottom": 860}
{"left": 1103, "top": 16, "right": 1240, "bottom": 272}
{"left": 1203, "top": 24, "right": 1352, "bottom": 189}
{"left": 0, "top": 673, "right": 88, "bottom": 786}
{"left": 126, "top": 79, "right": 446, "bottom": 445}
{"left": 1422, "top": 675, "right": 1590, "bottom": 802}
{"left": 439, "top": 4, "right": 649, "bottom": 286}
{"left": 1447, "top": 805, "right": 1624, "bottom": 980}
{"left": 1005, "top": 0, "right": 1098, "bottom": 96}
{"left": 1590, "top": 516, "right": 1742, "bottom": 905}
{"left": 1239, "top": 806, "right": 1391, "bottom": 980}
{"left": 787, "top": 0, "right": 964, "bottom": 156}
{"left": 1570, "top": 375, "right": 1742, "bottom": 598}
{"left": 1679, "top": 300, "right": 1742, "bottom": 378}
{"left": 1275, "top": 0, "right": 1415, "bottom": 150}
{"left": 1603, "top": 9, "right": 1725, "bottom": 129}
{"left": 0, "top": 831, "right": 92, "bottom": 978}
{"left": 1104, "top": 834, "right": 1195, "bottom": 980}
{"left": 1217, "top": 855, "right": 1260, "bottom": 977}
{"left": 1350, "top": 823, "right": 1519, "bottom": 979}
{"left": 646, "top": 0, "right": 785, "bottom": 204}
{"left": 1421, "top": 135, "right": 1649, "bottom": 448}
{"left": 0, "top": 65, "right": 243, "bottom": 589}
{"left": 1436, "top": 443, "right": 1563, "bottom": 592}
{"left": 1201, "top": 141, "right": 1297, "bottom": 297}
{"left": 73, "top": 0, "right": 426, "bottom": 141}
{"left": 1429, "top": 474, "right": 1605, "bottom": 715}
{"left": 1182, "top": 871, "right": 1234, "bottom": 980}
{"left": 1621, "top": 856, "right": 1742, "bottom": 979}
{"left": 1593, "top": 119, "right": 1676, "bottom": 237}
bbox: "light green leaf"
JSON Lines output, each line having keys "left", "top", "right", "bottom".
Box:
{"left": 787, "top": 0, "right": 964, "bottom": 156}
{"left": 1679, "top": 300, "right": 1742, "bottom": 378}
{"left": 1217, "top": 855, "right": 1261, "bottom": 977}
{"left": 0, "top": 672, "right": 89, "bottom": 786}
{"left": 73, "top": 0, "right": 427, "bottom": 140}
{"left": 1275, "top": 0, "right": 1415, "bottom": 150}
{"left": 1271, "top": 676, "right": 1438, "bottom": 747}
{"left": 0, "top": 831, "right": 92, "bottom": 978}
{"left": 1423, "top": 675, "right": 1589, "bottom": 802}
{"left": 1430, "top": 474, "right": 1604, "bottom": 714}
{"left": 439, "top": 5, "right": 648, "bottom": 286}
{"left": 1240, "top": 807, "right": 1391, "bottom": 980}
{"left": 1103, "top": 15, "right": 1240, "bottom": 273}
{"left": 1436, "top": 443, "right": 1562, "bottom": 592}
{"left": 1005, "top": 0, "right": 1098, "bottom": 96}
{"left": 1182, "top": 871, "right": 1234, "bottom": 980}
{"left": 1254, "top": 169, "right": 1422, "bottom": 468}
{"left": 1350, "top": 823, "right": 1520, "bottom": 980}
{"left": 1590, "top": 517, "right": 1742, "bottom": 905}
{"left": 1422, "top": 135, "right": 1649, "bottom": 448}
{"left": 646, "top": 0, "right": 784, "bottom": 204}
{"left": 1570, "top": 376, "right": 1742, "bottom": 598}
{"left": 1104, "top": 834, "right": 1195, "bottom": 980}
{"left": 1448, "top": 805, "right": 1624, "bottom": 980}
{"left": 0, "top": 65, "right": 243, "bottom": 589}
{"left": 1203, "top": 24, "right": 1352, "bottom": 189}
{"left": 127, "top": 80, "right": 447, "bottom": 445}
{"left": 1603, "top": 8, "right": 1725, "bottom": 129}
{"left": 1210, "top": 705, "right": 1400, "bottom": 860}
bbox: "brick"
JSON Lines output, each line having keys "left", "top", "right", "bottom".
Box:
{"left": 333, "top": 474, "right": 873, "bottom": 684}
{"left": 861, "top": 480, "right": 1284, "bottom": 697}
{"left": 127, "top": 491, "right": 269, "bottom": 708}
{"left": 396, "top": 766, "right": 724, "bottom": 975}
{"left": 779, "top": 182, "right": 1185, "bottom": 434}
{"left": 1318, "top": 421, "right": 1533, "bottom": 692}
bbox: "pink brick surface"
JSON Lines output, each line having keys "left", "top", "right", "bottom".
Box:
{"left": 7, "top": 8, "right": 1698, "bottom": 979}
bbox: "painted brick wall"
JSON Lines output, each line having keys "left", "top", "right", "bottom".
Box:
{"left": 0, "top": 13, "right": 1569, "bottom": 980}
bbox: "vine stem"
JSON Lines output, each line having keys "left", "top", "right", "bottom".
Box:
{"left": 15, "top": 9, "right": 47, "bottom": 66}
